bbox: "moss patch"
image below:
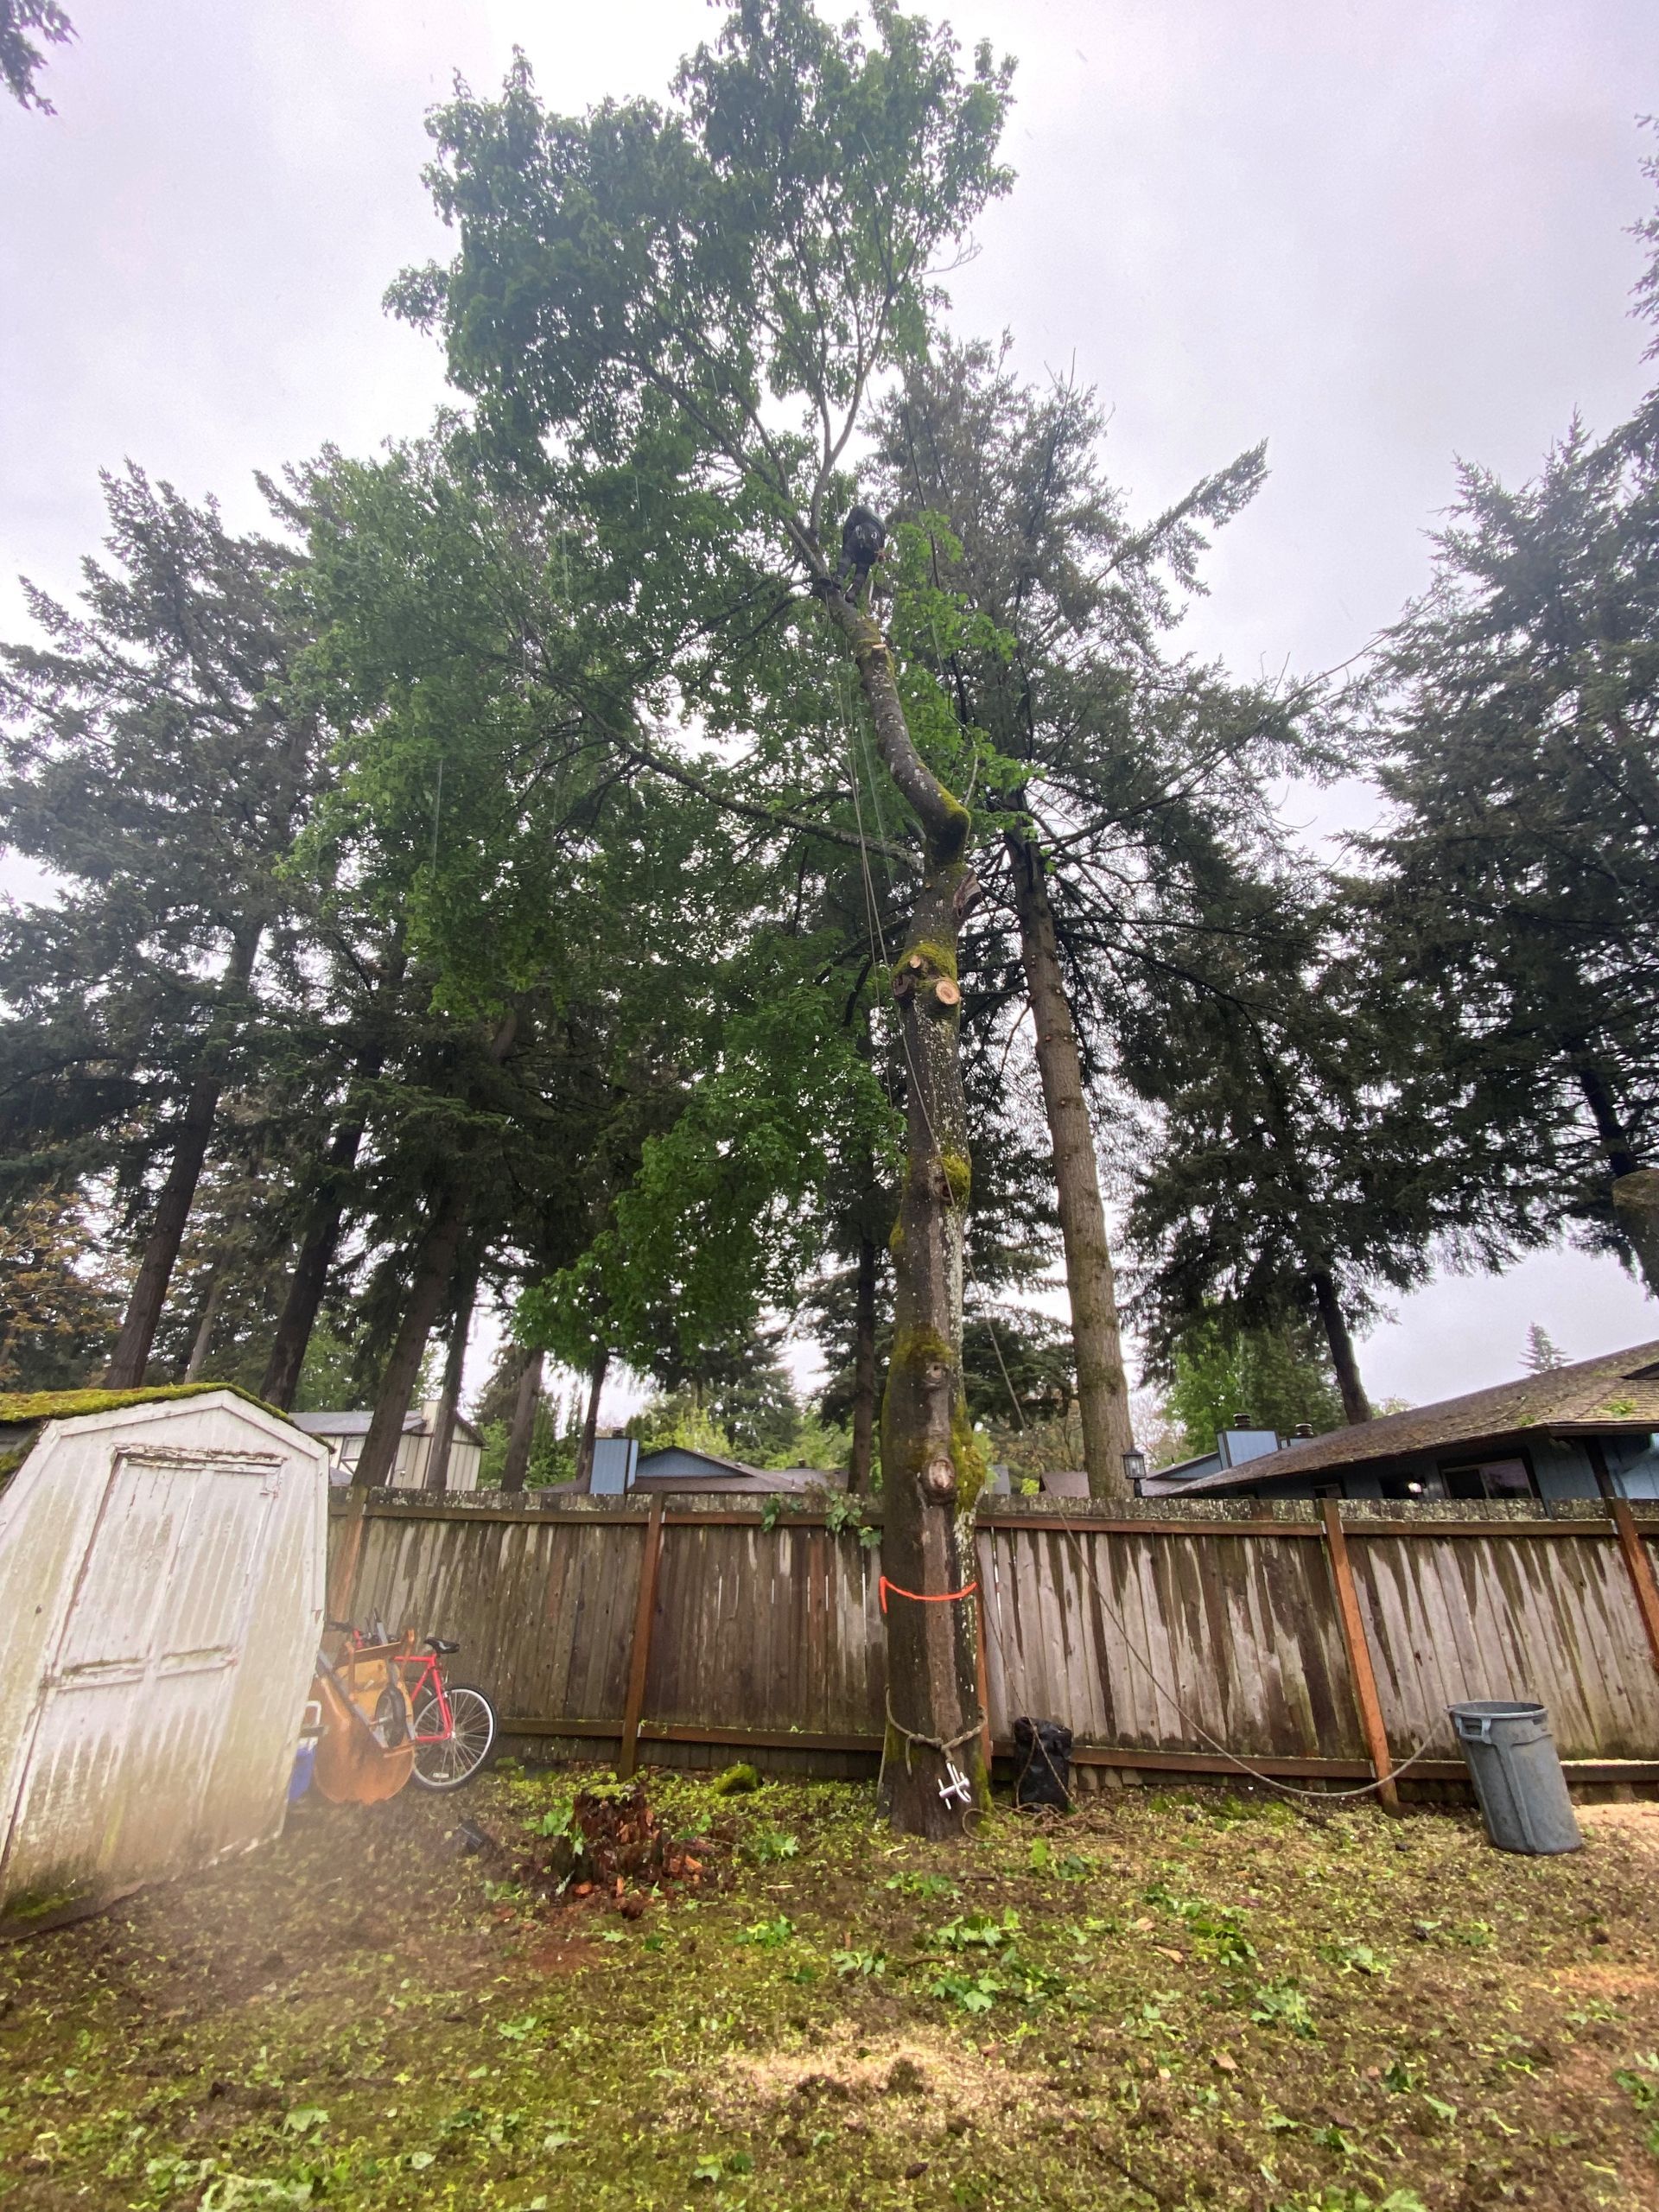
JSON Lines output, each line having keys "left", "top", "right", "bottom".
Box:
{"left": 929, "top": 798, "right": 973, "bottom": 867}
{"left": 891, "top": 1326, "right": 952, "bottom": 1376}
{"left": 950, "top": 1395, "right": 990, "bottom": 1516}
{"left": 0, "top": 1382, "right": 288, "bottom": 1427}
{"left": 892, "top": 940, "right": 958, "bottom": 988}
{"left": 3, "top": 1773, "right": 1657, "bottom": 2209}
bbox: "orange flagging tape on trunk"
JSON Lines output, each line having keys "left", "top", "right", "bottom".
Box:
{"left": 879, "top": 1575, "right": 978, "bottom": 1614}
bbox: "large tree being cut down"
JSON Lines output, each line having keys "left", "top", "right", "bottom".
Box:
{"left": 391, "top": 0, "right": 1014, "bottom": 1832}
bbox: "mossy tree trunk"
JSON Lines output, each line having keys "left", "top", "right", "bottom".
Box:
{"left": 104, "top": 928, "right": 262, "bottom": 1389}
{"left": 575, "top": 1349, "right": 609, "bottom": 1491}
{"left": 821, "top": 590, "right": 988, "bottom": 1837}
{"left": 260, "top": 1112, "right": 365, "bottom": 1412}
{"left": 355, "top": 1009, "right": 518, "bottom": 1489}
{"left": 180, "top": 1270, "right": 226, "bottom": 1383}
{"left": 354, "top": 1183, "right": 472, "bottom": 1490}
{"left": 425, "top": 1240, "right": 480, "bottom": 1491}
{"left": 1311, "top": 1267, "right": 1372, "bottom": 1426}
{"left": 849, "top": 1230, "right": 879, "bottom": 1495}
{"left": 501, "top": 1348, "right": 543, "bottom": 1494}
{"left": 1007, "top": 831, "right": 1135, "bottom": 1497}
{"left": 263, "top": 945, "right": 405, "bottom": 1410}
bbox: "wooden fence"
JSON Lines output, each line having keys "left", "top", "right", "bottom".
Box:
{"left": 326, "top": 1492, "right": 1659, "bottom": 1796}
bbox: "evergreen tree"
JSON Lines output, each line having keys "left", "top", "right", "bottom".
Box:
{"left": 1163, "top": 1314, "right": 1344, "bottom": 1461}
{"left": 869, "top": 336, "right": 1294, "bottom": 1491}
{"left": 1121, "top": 887, "right": 1462, "bottom": 1426}
{"left": 1358, "top": 149, "right": 1659, "bottom": 1297}
{"left": 0, "top": 466, "right": 317, "bottom": 1385}
{"left": 283, "top": 429, "right": 760, "bottom": 1480}
{"left": 1, "top": 0, "right": 72, "bottom": 111}
{"left": 1522, "top": 1323, "right": 1567, "bottom": 1374}
{"left": 0, "top": 1185, "right": 118, "bottom": 1389}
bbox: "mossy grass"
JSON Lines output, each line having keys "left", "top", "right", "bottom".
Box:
{"left": 3, "top": 1769, "right": 1656, "bottom": 2209}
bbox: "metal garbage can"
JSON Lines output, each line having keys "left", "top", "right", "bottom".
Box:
{"left": 1449, "top": 1700, "right": 1581, "bottom": 1855}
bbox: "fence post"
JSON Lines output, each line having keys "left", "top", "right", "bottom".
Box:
{"left": 618, "top": 1498, "right": 666, "bottom": 1780}
{"left": 326, "top": 1487, "right": 368, "bottom": 1626}
{"left": 1321, "top": 1498, "right": 1399, "bottom": 1814}
{"left": 1610, "top": 1497, "right": 1659, "bottom": 1676}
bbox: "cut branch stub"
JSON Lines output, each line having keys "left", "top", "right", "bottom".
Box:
{"left": 920, "top": 1455, "right": 958, "bottom": 1503}
{"left": 933, "top": 977, "right": 961, "bottom": 1007}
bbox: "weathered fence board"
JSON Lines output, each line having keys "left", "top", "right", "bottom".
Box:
{"left": 327, "top": 1497, "right": 1659, "bottom": 1787}
{"left": 976, "top": 1526, "right": 1363, "bottom": 1761}
{"left": 342, "top": 1507, "right": 639, "bottom": 1728}
{"left": 1348, "top": 1528, "right": 1659, "bottom": 1761}
{"left": 642, "top": 1522, "right": 886, "bottom": 1737}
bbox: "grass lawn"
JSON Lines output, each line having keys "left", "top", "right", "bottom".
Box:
{"left": 2, "top": 1766, "right": 1657, "bottom": 2211}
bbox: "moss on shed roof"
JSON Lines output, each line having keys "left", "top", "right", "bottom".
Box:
{"left": 0, "top": 1381, "right": 287, "bottom": 1427}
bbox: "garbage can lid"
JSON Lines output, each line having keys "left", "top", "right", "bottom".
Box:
{"left": 1447, "top": 1700, "right": 1545, "bottom": 1721}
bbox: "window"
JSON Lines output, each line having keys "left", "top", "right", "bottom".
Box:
{"left": 1378, "top": 1471, "right": 1444, "bottom": 1500}
{"left": 1439, "top": 1458, "right": 1534, "bottom": 1502}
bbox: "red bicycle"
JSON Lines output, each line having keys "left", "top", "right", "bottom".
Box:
{"left": 329, "top": 1618, "right": 498, "bottom": 1791}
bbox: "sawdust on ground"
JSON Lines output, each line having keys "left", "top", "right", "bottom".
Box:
{"left": 1580, "top": 1798, "right": 1659, "bottom": 1864}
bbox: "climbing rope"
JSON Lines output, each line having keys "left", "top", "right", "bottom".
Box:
{"left": 883, "top": 1690, "right": 983, "bottom": 1772}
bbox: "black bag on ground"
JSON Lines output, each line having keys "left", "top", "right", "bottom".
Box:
{"left": 1013, "top": 1716, "right": 1073, "bottom": 1809}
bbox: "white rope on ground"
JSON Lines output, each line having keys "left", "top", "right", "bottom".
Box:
{"left": 1046, "top": 1516, "right": 1439, "bottom": 1804}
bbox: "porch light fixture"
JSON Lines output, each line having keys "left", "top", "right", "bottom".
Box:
{"left": 1122, "top": 1449, "right": 1148, "bottom": 1489}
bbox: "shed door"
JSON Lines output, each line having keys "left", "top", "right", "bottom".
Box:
{"left": 0, "top": 1448, "right": 279, "bottom": 1904}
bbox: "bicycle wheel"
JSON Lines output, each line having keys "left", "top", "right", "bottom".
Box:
{"left": 371, "top": 1682, "right": 411, "bottom": 1751}
{"left": 410, "top": 1682, "right": 498, "bottom": 1789}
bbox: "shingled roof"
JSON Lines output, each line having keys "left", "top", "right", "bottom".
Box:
{"left": 1177, "top": 1338, "right": 1659, "bottom": 1494}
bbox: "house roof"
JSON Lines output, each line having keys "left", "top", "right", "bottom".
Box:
{"left": 292, "top": 1408, "right": 484, "bottom": 1445}
{"left": 631, "top": 1446, "right": 845, "bottom": 1495}
{"left": 1175, "top": 1338, "right": 1659, "bottom": 1495}
{"left": 634, "top": 1445, "right": 762, "bottom": 1480}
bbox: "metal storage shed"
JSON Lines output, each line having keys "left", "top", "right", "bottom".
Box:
{"left": 0, "top": 1388, "right": 329, "bottom": 1925}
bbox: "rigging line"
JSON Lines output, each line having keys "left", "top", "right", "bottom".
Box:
{"left": 842, "top": 666, "right": 898, "bottom": 886}
{"left": 837, "top": 674, "right": 941, "bottom": 1154}
{"left": 1047, "top": 1512, "right": 1437, "bottom": 1802}
{"left": 973, "top": 1265, "right": 1030, "bottom": 1436}
{"left": 860, "top": 721, "right": 899, "bottom": 888}
{"left": 963, "top": 1255, "right": 1431, "bottom": 1804}
{"left": 839, "top": 684, "right": 898, "bottom": 1113}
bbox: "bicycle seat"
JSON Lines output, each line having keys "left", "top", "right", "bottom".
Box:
{"left": 425, "top": 1637, "right": 461, "bottom": 1656}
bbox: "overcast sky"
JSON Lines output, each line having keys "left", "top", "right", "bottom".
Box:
{"left": 3, "top": 0, "right": 1658, "bottom": 1418}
